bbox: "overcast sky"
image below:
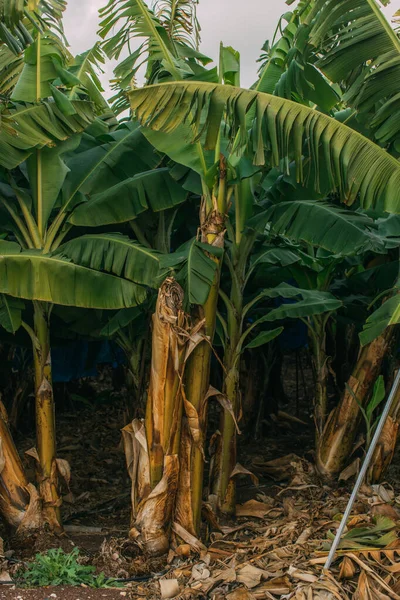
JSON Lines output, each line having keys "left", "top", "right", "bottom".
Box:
{"left": 63, "top": 0, "right": 400, "bottom": 100}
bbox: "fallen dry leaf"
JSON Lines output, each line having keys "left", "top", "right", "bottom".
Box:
{"left": 160, "top": 578, "right": 180, "bottom": 599}
{"left": 237, "top": 564, "right": 268, "bottom": 589}
{"left": 191, "top": 562, "right": 210, "bottom": 581}
{"left": 226, "top": 587, "right": 255, "bottom": 600}
{"left": 236, "top": 499, "right": 272, "bottom": 519}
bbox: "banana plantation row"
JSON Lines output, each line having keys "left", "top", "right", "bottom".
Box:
{"left": 0, "top": 0, "right": 399, "bottom": 557}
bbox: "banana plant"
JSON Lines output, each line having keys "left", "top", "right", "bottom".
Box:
{"left": 290, "top": 0, "right": 400, "bottom": 480}
{"left": 96, "top": 0, "right": 400, "bottom": 537}
{"left": 299, "top": 0, "right": 400, "bottom": 147}
{"left": 0, "top": 10, "right": 193, "bottom": 531}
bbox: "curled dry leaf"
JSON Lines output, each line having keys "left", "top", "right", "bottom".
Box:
{"left": 294, "top": 575, "right": 349, "bottom": 600}
{"left": 172, "top": 522, "right": 207, "bottom": 553}
{"left": 191, "top": 562, "right": 210, "bottom": 581}
{"left": 339, "top": 458, "right": 360, "bottom": 482}
{"left": 295, "top": 527, "right": 313, "bottom": 545}
{"left": 230, "top": 464, "right": 259, "bottom": 487}
{"left": 236, "top": 499, "right": 272, "bottom": 519}
{"left": 339, "top": 556, "right": 357, "bottom": 580}
{"left": 55, "top": 458, "right": 71, "bottom": 487}
{"left": 288, "top": 566, "right": 318, "bottom": 583}
{"left": 205, "top": 386, "right": 241, "bottom": 434}
{"left": 354, "top": 571, "right": 394, "bottom": 600}
{"left": 182, "top": 393, "right": 204, "bottom": 456}
{"left": 25, "top": 447, "right": 39, "bottom": 463}
{"left": 237, "top": 564, "right": 269, "bottom": 589}
{"left": 160, "top": 578, "right": 180, "bottom": 599}
{"left": 176, "top": 544, "right": 191, "bottom": 558}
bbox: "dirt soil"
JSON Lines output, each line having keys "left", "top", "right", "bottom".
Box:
{"left": 0, "top": 586, "right": 133, "bottom": 600}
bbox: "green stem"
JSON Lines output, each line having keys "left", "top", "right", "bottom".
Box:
{"left": 2, "top": 199, "right": 33, "bottom": 249}
{"left": 15, "top": 192, "right": 41, "bottom": 249}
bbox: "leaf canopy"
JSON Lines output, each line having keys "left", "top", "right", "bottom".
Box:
{"left": 0, "top": 250, "right": 146, "bottom": 308}
{"left": 304, "top": 0, "right": 400, "bottom": 144}
{"left": 360, "top": 293, "right": 400, "bottom": 346}
{"left": 69, "top": 167, "right": 187, "bottom": 227}
{"left": 129, "top": 81, "right": 400, "bottom": 212}
{"left": 265, "top": 200, "right": 385, "bottom": 255}
{"left": 0, "top": 100, "right": 95, "bottom": 169}
{"left": 57, "top": 233, "right": 161, "bottom": 288}
{"left": 160, "top": 238, "right": 223, "bottom": 305}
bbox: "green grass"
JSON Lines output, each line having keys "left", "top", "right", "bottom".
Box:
{"left": 19, "top": 547, "right": 124, "bottom": 588}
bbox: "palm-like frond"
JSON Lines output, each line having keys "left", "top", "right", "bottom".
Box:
{"left": 153, "top": 0, "right": 200, "bottom": 48}
{"left": 265, "top": 200, "right": 385, "bottom": 255}
{"left": 129, "top": 81, "right": 400, "bottom": 212}
{"left": 62, "top": 122, "right": 159, "bottom": 214}
{"left": 98, "top": 0, "right": 212, "bottom": 114}
{"left": 160, "top": 238, "right": 223, "bottom": 305}
{"left": 0, "top": 0, "right": 66, "bottom": 54}
{"left": 0, "top": 249, "right": 146, "bottom": 308}
{"left": 67, "top": 44, "right": 108, "bottom": 111}
{"left": 304, "top": 0, "right": 400, "bottom": 144}
{"left": 0, "top": 45, "right": 23, "bottom": 96}
{"left": 360, "top": 293, "right": 400, "bottom": 346}
{"left": 99, "top": 0, "right": 176, "bottom": 67}
{"left": 69, "top": 167, "right": 187, "bottom": 227}
{"left": 57, "top": 233, "right": 161, "bottom": 288}
{"left": 255, "top": 9, "right": 339, "bottom": 112}
{"left": 0, "top": 100, "right": 95, "bottom": 169}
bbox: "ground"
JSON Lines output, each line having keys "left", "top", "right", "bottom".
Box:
{"left": 0, "top": 357, "right": 399, "bottom": 599}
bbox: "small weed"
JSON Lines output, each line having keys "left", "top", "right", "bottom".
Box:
{"left": 19, "top": 547, "right": 123, "bottom": 588}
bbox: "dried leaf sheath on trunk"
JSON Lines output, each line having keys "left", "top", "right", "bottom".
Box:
{"left": 123, "top": 278, "right": 190, "bottom": 556}
{"left": 316, "top": 331, "right": 392, "bottom": 479}
{"left": 0, "top": 401, "right": 42, "bottom": 535}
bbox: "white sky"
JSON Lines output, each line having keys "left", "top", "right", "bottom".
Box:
{"left": 63, "top": 0, "right": 400, "bottom": 100}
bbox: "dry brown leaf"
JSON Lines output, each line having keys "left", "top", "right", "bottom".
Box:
{"left": 338, "top": 556, "right": 357, "bottom": 580}
{"left": 237, "top": 564, "right": 268, "bottom": 589}
{"left": 55, "top": 458, "right": 71, "bottom": 487}
{"left": 370, "top": 504, "right": 400, "bottom": 521}
{"left": 176, "top": 544, "right": 191, "bottom": 558}
{"left": 25, "top": 447, "right": 39, "bottom": 462}
{"left": 236, "top": 499, "right": 271, "bottom": 519}
{"left": 346, "top": 553, "right": 400, "bottom": 599}
{"left": 288, "top": 566, "right": 318, "bottom": 583}
{"left": 226, "top": 587, "right": 255, "bottom": 600}
{"left": 160, "top": 578, "right": 180, "bottom": 599}
{"left": 230, "top": 464, "right": 259, "bottom": 486}
{"left": 354, "top": 571, "right": 392, "bottom": 600}
{"left": 191, "top": 563, "right": 210, "bottom": 581}
{"left": 295, "top": 527, "right": 313, "bottom": 545}
{"left": 252, "top": 576, "right": 291, "bottom": 595}
{"left": 339, "top": 458, "right": 360, "bottom": 481}
{"left": 172, "top": 522, "right": 207, "bottom": 552}
{"left": 133, "top": 454, "right": 179, "bottom": 556}
{"left": 294, "top": 575, "right": 349, "bottom": 600}
{"left": 205, "top": 386, "right": 241, "bottom": 434}
{"left": 182, "top": 394, "right": 204, "bottom": 454}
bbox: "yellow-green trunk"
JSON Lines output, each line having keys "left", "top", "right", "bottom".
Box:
{"left": 316, "top": 332, "right": 392, "bottom": 479}
{"left": 33, "top": 304, "right": 61, "bottom": 531}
